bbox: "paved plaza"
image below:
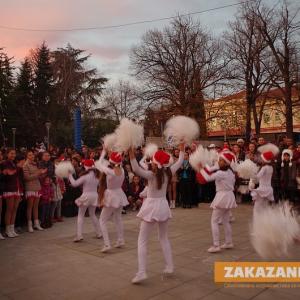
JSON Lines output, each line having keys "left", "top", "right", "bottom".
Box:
{"left": 1, "top": 204, "right": 300, "bottom": 300}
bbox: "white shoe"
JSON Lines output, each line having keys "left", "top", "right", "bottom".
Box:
{"left": 229, "top": 216, "right": 235, "bottom": 223}
{"left": 73, "top": 236, "right": 84, "bottom": 243}
{"left": 101, "top": 245, "right": 111, "bottom": 253}
{"left": 11, "top": 225, "right": 19, "bottom": 237}
{"left": 0, "top": 232, "right": 5, "bottom": 240}
{"left": 220, "top": 243, "right": 234, "bottom": 249}
{"left": 132, "top": 272, "right": 147, "bottom": 284}
{"left": 96, "top": 234, "right": 102, "bottom": 239}
{"left": 5, "top": 226, "right": 15, "bottom": 238}
{"left": 163, "top": 267, "right": 174, "bottom": 275}
{"left": 28, "top": 221, "right": 34, "bottom": 233}
{"left": 207, "top": 245, "right": 221, "bottom": 253}
{"left": 114, "top": 241, "right": 125, "bottom": 248}
{"left": 33, "top": 220, "right": 44, "bottom": 231}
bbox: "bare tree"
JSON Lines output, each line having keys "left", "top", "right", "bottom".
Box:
{"left": 99, "top": 80, "right": 146, "bottom": 121}
{"left": 224, "top": 0, "right": 277, "bottom": 140}
{"left": 254, "top": 0, "right": 300, "bottom": 138}
{"left": 130, "top": 16, "right": 227, "bottom": 137}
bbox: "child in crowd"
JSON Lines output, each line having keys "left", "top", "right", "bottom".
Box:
{"left": 50, "top": 177, "right": 65, "bottom": 223}
{"left": 128, "top": 175, "right": 144, "bottom": 211}
{"left": 40, "top": 176, "right": 54, "bottom": 228}
{"left": 280, "top": 149, "right": 297, "bottom": 203}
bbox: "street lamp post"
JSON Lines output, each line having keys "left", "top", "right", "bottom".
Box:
{"left": 45, "top": 122, "right": 51, "bottom": 150}
{"left": 12, "top": 128, "right": 16, "bottom": 149}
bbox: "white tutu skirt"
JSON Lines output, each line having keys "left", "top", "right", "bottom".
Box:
{"left": 137, "top": 197, "right": 172, "bottom": 222}
{"left": 103, "top": 188, "right": 129, "bottom": 208}
{"left": 251, "top": 187, "right": 274, "bottom": 202}
{"left": 75, "top": 192, "right": 99, "bottom": 207}
{"left": 210, "top": 191, "right": 237, "bottom": 209}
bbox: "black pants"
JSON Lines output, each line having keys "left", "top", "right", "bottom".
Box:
{"left": 180, "top": 179, "right": 193, "bottom": 207}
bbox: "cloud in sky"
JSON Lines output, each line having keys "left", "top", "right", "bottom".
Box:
{"left": 0, "top": 0, "right": 294, "bottom": 81}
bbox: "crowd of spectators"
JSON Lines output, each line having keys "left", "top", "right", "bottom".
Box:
{"left": 0, "top": 135, "right": 300, "bottom": 239}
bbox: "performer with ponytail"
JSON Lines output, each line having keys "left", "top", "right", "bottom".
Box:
{"left": 129, "top": 143, "right": 184, "bottom": 284}
{"left": 98, "top": 149, "right": 128, "bottom": 253}
{"left": 68, "top": 159, "right": 102, "bottom": 242}
{"left": 197, "top": 150, "right": 237, "bottom": 253}
{"left": 250, "top": 143, "right": 279, "bottom": 216}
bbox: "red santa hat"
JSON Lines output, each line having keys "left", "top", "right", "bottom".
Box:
{"left": 109, "top": 152, "right": 122, "bottom": 165}
{"left": 82, "top": 159, "right": 94, "bottom": 169}
{"left": 219, "top": 150, "right": 236, "bottom": 165}
{"left": 258, "top": 143, "right": 279, "bottom": 164}
{"left": 152, "top": 150, "right": 173, "bottom": 169}
{"left": 281, "top": 149, "right": 293, "bottom": 167}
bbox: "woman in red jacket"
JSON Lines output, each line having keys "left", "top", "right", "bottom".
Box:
{"left": 2, "top": 149, "right": 25, "bottom": 238}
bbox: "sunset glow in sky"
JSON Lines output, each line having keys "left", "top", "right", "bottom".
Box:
{"left": 0, "top": 0, "right": 290, "bottom": 82}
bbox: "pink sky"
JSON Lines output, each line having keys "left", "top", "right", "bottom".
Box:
{"left": 0, "top": 0, "right": 286, "bottom": 82}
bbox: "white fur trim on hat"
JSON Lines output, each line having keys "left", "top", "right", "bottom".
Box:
{"left": 281, "top": 149, "right": 293, "bottom": 167}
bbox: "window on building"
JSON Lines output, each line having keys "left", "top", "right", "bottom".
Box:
{"left": 263, "top": 112, "right": 271, "bottom": 124}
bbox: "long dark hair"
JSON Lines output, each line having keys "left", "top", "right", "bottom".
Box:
{"left": 149, "top": 165, "right": 172, "bottom": 190}
{"left": 98, "top": 172, "right": 107, "bottom": 206}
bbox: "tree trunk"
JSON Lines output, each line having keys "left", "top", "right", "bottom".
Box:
{"left": 245, "top": 96, "right": 252, "bottom": 142}
{"left": 284, "top": 83, "right": 293, "bottom": 138}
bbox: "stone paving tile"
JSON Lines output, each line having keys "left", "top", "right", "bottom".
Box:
{"left": 1, "top": 204, "right": 300, "bottom": 299}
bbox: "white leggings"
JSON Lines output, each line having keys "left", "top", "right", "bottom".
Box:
{"left": 77, "top": 206, "right": 101, "bottom": 238}
{"left": 211, "top": 208, "right": 232, "bottom": 247}
{"left": 100, "top": 206, "right": 124, "bottom": 247}
{"left": 137, "top": 220, "right": 173, "bottom": 275}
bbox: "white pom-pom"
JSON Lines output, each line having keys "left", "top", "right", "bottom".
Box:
{"left": 144, "top": 143, "right": 158, "bottom": 158}
{"left": 251, "top": 202, "right": 300, "bottom": 259}
{"left": 164, "top": 116, "right": 199, "bottom": 146}
{"left": 102, "top": 133, "right": 117, "bottom": 151}
{"left": 55, "top": 161, "right": 75, "bottom": 179}
{"left": 189, "top": 145, "right": 211, "bottom": 172}
{"left": 236, "top": 159, "right": 259, "bottom": 179}
{"left": 95, "top": 159, "right": 109, "bottom": 172}
{"left": 257, "top": 143, "right": 279, "bottom": 156}
{"left": 114, "top": 118, "right": 144, "bottom": 152}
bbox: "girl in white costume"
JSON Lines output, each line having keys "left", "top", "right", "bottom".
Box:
{"left": 69, "top": 159, "right": 102, "bottom": 242}
{"left": 249, "top": 144, "right": 279, "bottom": 217}
{"left": 197, "top": 150, "right": 237, "bottom": 253}
{"left": 129, "top": 144, "right": 184, "bottom": 284}
{"left": 98, "top": 149, "right": 129, "bottom": 253}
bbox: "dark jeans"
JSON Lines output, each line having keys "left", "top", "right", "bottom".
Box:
{"left": 40, "top": 202, "right": 51, "bottom": 224}
{"left": 180, "top": 179, "right": 193, "bottom": 207}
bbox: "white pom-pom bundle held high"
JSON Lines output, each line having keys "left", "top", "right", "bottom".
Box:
{"left": 236, "top": 159, "right": 259, "bottom": 179}
{"left": 144, "top": 143, "right": 158, "bottom": 159}
{"left": 189, "top": 145, "right": 212, "bottom": 172}
{"left": 114, "top": 118, "right": 144, "bottom": 152}
{"left": 55, "top": 161, "right": 75, "bottom": 178}
{"left": 164, "top": 115, "right": 200, "bottom": 146}
{"left": 102, "top": 133, "right": 117, "bottom": 151}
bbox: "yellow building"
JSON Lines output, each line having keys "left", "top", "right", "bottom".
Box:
{"left": 205, "top": 88, "right": 300, "bottom": 139}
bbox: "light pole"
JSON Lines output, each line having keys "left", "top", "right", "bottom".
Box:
{"left": 12, "top": 128, "right": 16, "bottom": 148}
{"left": 45, "top": 122, "right": 51, "bottom": 150}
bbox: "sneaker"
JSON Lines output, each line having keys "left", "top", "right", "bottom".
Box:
{"left": 229, "top": 216, "right": 235, "bottom": 223}
{"left": 0, "top": 232, "right": 5, "bottom": 240}
{"left": 114, "top": 241, "right": 125, "bottom": 248}
{"left": 132, "top": 272, "right": 147, "bottom": 284}
{"left": 220, "top": 243, "right": 234, "bottom": 249}
{"left": 101, "top": 245, "right": 111, "bottom": 253}
{"left": 207, "top": 245, "right": 221, "bottom": 253}
{"left": 96, "top": 234, "right": 103, "bottom": 239}
{"left": 5, "top": 226, "right": 15, "bottom": 238}
{"left": 163, "top": 267, "right": 174, "bottom": 275}
{"left": 73, "top": 237, "right": 84, "bottom": 243}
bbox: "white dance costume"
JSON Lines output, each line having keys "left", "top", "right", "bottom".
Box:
{"left": 99, "top": 150, "right": 128, "bottom": 248}
{"left": 69, "top": 172, "right": 102, "bottom": 240}
{"left": 250, "top": 165, "right": 273, "bottom": 215}
{"left": 200, "top": 167, "right": 236, "bottom": 247}
{"left": 130, "top": 151, "right": 184, "bottom": 277}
